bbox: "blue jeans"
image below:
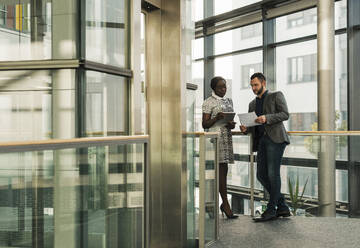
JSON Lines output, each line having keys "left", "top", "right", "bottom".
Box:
{"left": 257, "top": 135, "right": 287, "bottom": 210}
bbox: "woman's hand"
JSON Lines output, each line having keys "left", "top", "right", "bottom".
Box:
{"left": 203, "top": 112, "right": 224, "bottom": 129}
{"left": 215, "top": 112, "right": 225, "bottom": 121}
{"left": 226, "top": 121, "right": 236, "bottom": 129}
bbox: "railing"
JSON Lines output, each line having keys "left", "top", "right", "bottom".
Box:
{"left": 229, "top": 131, "right": 360, "bottom": 217}
{"left": 0, "top": 135, "right": 148, "bottom": 248}
{"left": 185, "top": 132, "right": 219, "bottom": 248}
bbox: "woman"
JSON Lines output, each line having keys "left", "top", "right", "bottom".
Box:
{"left": 202, "top": 76, "right": 238, "bottom": 219}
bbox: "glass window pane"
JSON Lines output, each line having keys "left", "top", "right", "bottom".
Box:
{"left": 85, "top": 71, "right": 128, "bottom": 136}
{"left": 0, "top": 69, "right": 76, "bottom": 141}
{"left": 276, "top": 8, "right": 317, "bottom": 42}
{"left": 192, "top": 38, "right": 204, "bottom": 60}
{"left": 212, "top": 23, "right": 262, "bottom": 56}
{"left": 192, "top": 61, "right": 203, "bottom": 132}
{"left": 214, "top": 50, "right": 262, "bottom": 114}
{"left": 86, "top": 0, "right": 129, "bottom": 67}
{"left": 276, "top": 39, "right": 317, "bottom": 132}
{"left": 192, "top": 0, "right": 203, "bottom": 22}
{"left": 335, "top": 0, "right": 347, "bottom": 30}
{"left": 277, "top": 35, "right": 347, "bottom": 159}
{"left": 335, "top": 34, "right": 347, "bottom": 130}
{"left": 213, "top": 0, "right": 261, "bottom": 16}
{"left": 0, "top": 0, "right": 79, "bottom": 61}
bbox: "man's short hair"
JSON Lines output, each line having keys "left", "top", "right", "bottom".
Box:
{"left": 250, "top": 72, "right": 266, "bottom": 82}
{"left": 210, "top": 76, "right": 226, "bottom": 90}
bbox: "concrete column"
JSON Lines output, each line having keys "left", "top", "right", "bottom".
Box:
{"left": 51, "top": 1, "right": 78, "bottom": 247}
{"left": 317, "top": 0, "right": 336, "bottom": 217}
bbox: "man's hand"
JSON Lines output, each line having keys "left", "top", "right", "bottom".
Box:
{"left": 226, "top": 121, "right": 236, "bottom": 130}
{"left": 240, "top": 125, "right": 247, "bottom": 133}
{"left": 255, "top": 115, "right": 267, "bottom": 124}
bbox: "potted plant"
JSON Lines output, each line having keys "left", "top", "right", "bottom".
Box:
{"left": 288, "top": 175, "right": 309, "bottom": 216}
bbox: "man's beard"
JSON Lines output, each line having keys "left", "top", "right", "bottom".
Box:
{"left": 254, "top": 85, "right": 264, "bottom": 95}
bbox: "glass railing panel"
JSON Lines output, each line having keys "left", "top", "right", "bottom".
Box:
{"left": 186, "top": 135, "right": 197, "bottom": 247}
{"left": 229, "top": 132, "right": 358, "bottom": 217}
{"left": 204, "top": 136, "right": 217, "bottom": 245}
{"left": 187, "top": 133, "right": 218, "bottom": 247}
{"left": 0, "top": 141, "right": 146, "bottom": 248}
{"left": 229, "top": 135, "right": 262, "bottom": 190}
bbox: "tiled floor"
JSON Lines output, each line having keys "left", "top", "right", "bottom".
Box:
{"left": 210, "top": 215, "right": 360, "bottom": 248}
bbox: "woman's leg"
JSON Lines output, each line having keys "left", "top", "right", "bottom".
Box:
{"left": 219, "top": 163, "right": 232, "bottom": 213}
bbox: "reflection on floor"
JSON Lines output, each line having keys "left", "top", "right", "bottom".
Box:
{"left": 210, "top": 215, "right": 360, "bottom": 248}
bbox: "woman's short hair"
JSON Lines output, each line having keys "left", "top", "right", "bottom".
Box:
{"left": 210, "top": 76, "right": 226, "bottom": 90}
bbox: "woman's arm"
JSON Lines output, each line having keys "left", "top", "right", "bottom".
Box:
{"left": 202, "top": 112, "right": 224, "bottom": 129}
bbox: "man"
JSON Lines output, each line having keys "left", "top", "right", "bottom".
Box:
{"left": 240, "top": 72, "right": 290, "bottom": 221}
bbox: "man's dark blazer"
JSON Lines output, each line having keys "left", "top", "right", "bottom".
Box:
{"left": 247, "top": 91, "right": 290, "bottom": 151}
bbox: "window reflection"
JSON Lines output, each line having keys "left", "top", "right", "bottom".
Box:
{"left": 215, "top": 50, "right": 262, "bottom": 114}
{"left": 0, "top": 0, "right": 52, "bottom": 61}
{"left": 213, "top": 23, "right": 262, "bottom": 56}
{"left": 85, "top": 71, "right": 128, "bottom": 137}
{"left": 86, "top": 0, "right": 128, "bottom": 67}
{"left": 0, "top": 69, "right": 76, "bottom": 141}
{"left": 213, "top": 0, "right": 261, "bottom": 16}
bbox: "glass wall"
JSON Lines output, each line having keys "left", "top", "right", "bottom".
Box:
{"left": 0, "top": 142, "right": 145, "bottom": 248}
{"left": 0, "top": 0, "right": 139, "bottom": 245}
{"left": 197, "top": 0, "right": 350, "bottom": 215}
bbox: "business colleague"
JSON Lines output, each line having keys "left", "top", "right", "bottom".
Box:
{"left": 240, "top": 72, "right": 290, "bottom": 221}
{"left": 202, "top": 76, "right": 238, "bottom": 219}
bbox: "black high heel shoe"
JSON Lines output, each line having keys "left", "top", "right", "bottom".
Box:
{"left": 220, "top": 204, "right": 239, "bottom": 219}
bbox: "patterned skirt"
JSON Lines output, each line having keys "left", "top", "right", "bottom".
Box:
{"left": 217, "top": 127, "right": 234, "bottom": 164}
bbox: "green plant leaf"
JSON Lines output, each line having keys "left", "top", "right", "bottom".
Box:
{"left": 295, "top": 175, "right": 299, "bottom": 209}
{"left": 299, "top": 177, "right": 309, "bottom": 206}
{"left": 288, "top": 177, "right": 294, "bottom": 203}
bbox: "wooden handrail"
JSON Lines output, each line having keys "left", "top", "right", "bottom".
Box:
{"left": 0, "top": 135, "right": 149, "bottom": 153}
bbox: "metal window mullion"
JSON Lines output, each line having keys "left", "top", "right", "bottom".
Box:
{"left": 79, "top": 0, "right": 86, "bottom": 60}
{"left": 144, "top": 142, "right": 149, "bottom": 248}
{"left": 199, "top": 134, "right": 205, "bottom": 248}
{"left": 215, "top": 136, "right": 219, "bottom": 240}
{"left": 347, "top": 0, "right": 360, "bottom": 218}
{"left": 81, "top": 60, "right": 133, "bottom": 78}
{"left": 263, "top": 9, "right": 276, "bottom": 90}
{"left": 0, "top": 59, "right": 80, "bottom": 70}
{"left": 197, "top": 45, "right": 263, "bottom": 62}
{"left": 204, "top": 34, "right": 214, "bottom": 99}
{"left": 249, "top": 134, "right": 255, "bottom": 217}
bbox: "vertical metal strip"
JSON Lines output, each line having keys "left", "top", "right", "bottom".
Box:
{"left": 199, "top": 134, "right": 205, "bottom": 248}
{"left": 215, "top": 136, "right": 219, "bottom": 240}
{"left": 249, "top": 134, "right": 255, "bottom": 217}
{"left": 79, "top": 0, "right": 86, "bottom": 60}
{"left": 347, "top": 0, "right": 360, "bottom": 218}
{"left": 144, "top": 142, "right": 150, "bottom": 248}
{"left": 32, "top": 151, "right": 44, "bottom": 248}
